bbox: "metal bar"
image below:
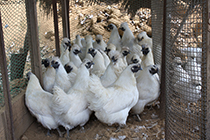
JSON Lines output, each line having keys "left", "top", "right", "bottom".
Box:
{"left": 61, "top": 0, "right": 70, "bottom": 39}
{"left": 160, "top": 0, "right": 166, "bottom": 119}
{"left": 26, "top": 0, "right": 43, "bottom": 86}
{"left": 0, "top": 11, "right": 15, "bottom": 140}
{"left": 52, "top": 0, "right": 60, "bottom": 57}
{"left": 204, "top": 0, "right": 210, "bottom": 139}
{"left": 66, "top": 0, "right": 70, "bottom": 39}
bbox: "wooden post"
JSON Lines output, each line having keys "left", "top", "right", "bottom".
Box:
{"left": 160, "top": 0, "right": 166, "bottom": 119}
{"left": 0, "top": 11, "right": 15, "bottom": 140}
{"left": 52, "top": 0, "right": 60, "bottom": 57}
{"left": 205, "top": 0, "right": 210, "bottom": 139}
{"left": 26, "top": 0, "right": 43, "bottom": 86}
{"left": 61, "top": 0, "right": 70, "bottom": 39}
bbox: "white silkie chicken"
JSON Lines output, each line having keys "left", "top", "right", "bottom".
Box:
{"left": 119, "top": 22, "right": 135, "bottom": 47}
{"left": 104, "top": 43, "right": 117, "bottom": 57}
{"left": 184, "top": 56, "right": 202, "bottom": 86}
{"left": 74, "top": 34, "right": 83, "bottom": 49}
{"left": 141, "top": 45, "right": 155, "bottom": 69}
{"left": 136, "top": 31, "right": 153, "bottom": 50}
{"left": 100, "top": 52, "right": 121, "bottom": 87}
{"left": 131, "top": 65, "right": 160, "bottom": 121}
{"left": 51, "top": 57, "right": 71, "bottom": 93}
{"left": 107, "top": 23, "right": 122, "bottom": 51}
{"left": 52, "top": 59, "right": 94, "bottom": 139}
{"left": 174, "top": 73, "right": 201, "bottom": 112}
{"left": 93, "top": 34, "right": 107, "bottom": 51}
{"left": 86, "top": 63, "right": 141, "bottom": 129}
{"left": 88, "top": 48, "right": 106, "bottom": 77}
{"left": 101, "top": 48, "right": 129, "bottom": 87}
{"left": 125, "top": 35, "right": 143, "bottom": 65}
{"left": 59, "top": 46, "right": 70, "bottom": 66}
{"left": 171, "top": 57, "right": 191, "bottom": 86}
{"left": 98, "top": 49, "right": 110, "bottom": 68}
{"left": 64, "top": 62, "right": 78, "bottom": 86}
{"left": 83, "top": 35, "right": 94, "bottom": 61}
{"left": 179, "top": 47, "right": 202, "bottom": 64}
{"left": 41, "top": 58, "right": 56, "bottom": 93}
{"left": 25, "top": 72, "right": 63, "bottom": 137}
{"left": 130, "top": 54, "right": 142, "bottom": 77}
{"left": 60, "top": 37, "right": 71, "bottom": 56}
{"left": 69, "top": 44, "right": 82, "bottom": 68}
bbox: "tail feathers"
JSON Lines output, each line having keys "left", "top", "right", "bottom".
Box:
{"left": 52, "top": 86, "right": 71, "bottom": 114}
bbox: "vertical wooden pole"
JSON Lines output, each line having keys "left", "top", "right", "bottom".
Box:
{"left": 160, "top": 0, "right": 166, "bottom": 119}
{"left": 61, "top": 0, "right": 70, "bottom": 39}
{"left": 26, "top": 0, "right": 43, "bottom": 86}
{"left": 205, "top": 0, "right": 210, "bottom": 139}
{"left": 0, "top": 11, "right": 15, "bottom": 140}
{"left": 52, "top": 0, "right": 60, "bottom": 57}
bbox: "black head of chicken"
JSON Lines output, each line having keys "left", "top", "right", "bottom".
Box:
{"left": 26, "top": 72, "right": 32, "bottom": 81}
{"left": 111, "top": 56, "right": 118, "bottom": 63}
{"left": 64, "top": 64, "right": 73, "bottom": 73}
{"left": 149, "top": 65, "right": 159, "bottom": 75}
{"left": 96, "top": 39, "right": 101, "bottom": 44}
{"left": 141, "top": 45, "right": 150, "bottom": 56}
{"left": 73, "top": 49, "right": 82, "bottom": 55}
{"left": 104, "top": 47, "right": 111, "bottom": 55}
{"left": 119, "top": 26, "right": 125, "bottom": 31}
{"left": 137, "top": 36, "right": 144, "bottom": 42}
{"left": 131, "top": 57, "right": 139, "bottom": 64}
{"left": 85, "top": 61, "right": 94, "bottom": 69}
{"left": 41, "top": 58, "right": 50, "bottom": 68}
{"left": 107, "top": 24, "right": 114, "bottom": 30}
{"left": 88, "top": 48, "right": 97, "bottom": 58}
{"left": 51, "top": 60, "right": 60, "bottom": 69}
{"left": 131, "top": 64, "right": 142, "bottom": 73}
{"left": 122, "top": 49, "right": 130, "bottom": 56}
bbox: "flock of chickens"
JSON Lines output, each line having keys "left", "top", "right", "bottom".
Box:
{"left": 25, "top": 22, "right": 160, "bottom": 138}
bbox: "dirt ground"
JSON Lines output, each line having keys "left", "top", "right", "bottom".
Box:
{"left": 22, "top": 106, "right": 165, "bottom": 140}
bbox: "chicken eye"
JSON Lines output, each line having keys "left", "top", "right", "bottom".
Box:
{"left": 138, "top": 37, "right": 144, "bottom": 42}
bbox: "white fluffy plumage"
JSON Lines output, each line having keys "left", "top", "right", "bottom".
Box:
{"left": 184, "top": 57, "right": 201, "bottom": 86}
{"left": 88, "top": 48, "right": 106, "bottom": 77}
{"left": 51, "top": 56, "right": 71, "bottom": 93}
{"left": 93, "top": 34, "right": 107, "bottom": 51}
{"left": 64, "top": 61, "right": 78, "bottom": 85}
{"left": 132, "top": 65, "right": 160, "bottom": 115}
{"left": 107, "top": 23, "right": 122, "bottom": 51}
{"left": 141, "top": 45, "right": 154, "bottom": 68}
{"left": 86, "top": 63, "right": 141, "bottom": 126}
{"left": 25, "top": 72, "right": 62, "bottom": 136}
{"left": 136, "top": 31, "right": 152, "bottom": 49}
{"left": 119, "top": 22, "right": 135, "bottom": 47}
{"left": 60, "top": 38, "right": 71, "bottom": 56}
{"left": 51, "top": 60, "right": 94, "bottom": 138}
{"left": 60, "top": 46, "right": 70, "bottom": 66}
{"left": 69, "top": 44, "right": 82, "bottom": 68}
{"left": 41, "top": 58, "right": 56, "bottom": 93}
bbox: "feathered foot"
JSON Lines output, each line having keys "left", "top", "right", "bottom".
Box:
{"left": 136, "top": 114, "right": 142, "bottom": 122}
{"left": 46, "top": 129, "right": 51, "bottom": 137}
{"left": 56, "top": 128, "right": 65, "bottom": 137}
{"left": 115, "top": 124, "right": 126, "bottom": 132}
{"left": 66, "top": 128, "right": 70, "bottom": 140}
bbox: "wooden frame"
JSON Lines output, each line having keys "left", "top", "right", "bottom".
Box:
{"left": 0, "top": 91, "right": 35, "bottom": 139}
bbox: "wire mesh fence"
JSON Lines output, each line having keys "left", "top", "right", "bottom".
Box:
{"left": 0, "top": 0, "right": 63, "bottom": 107}
{"left": 165, "top": 0, "right": 207, "bottom": 139}
{"left": 0, "top": 0, "right": 29, "bottom": 107}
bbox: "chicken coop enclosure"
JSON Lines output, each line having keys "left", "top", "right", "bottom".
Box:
{"left": 0, "top": 0, "right": 209, "bottom": 139}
